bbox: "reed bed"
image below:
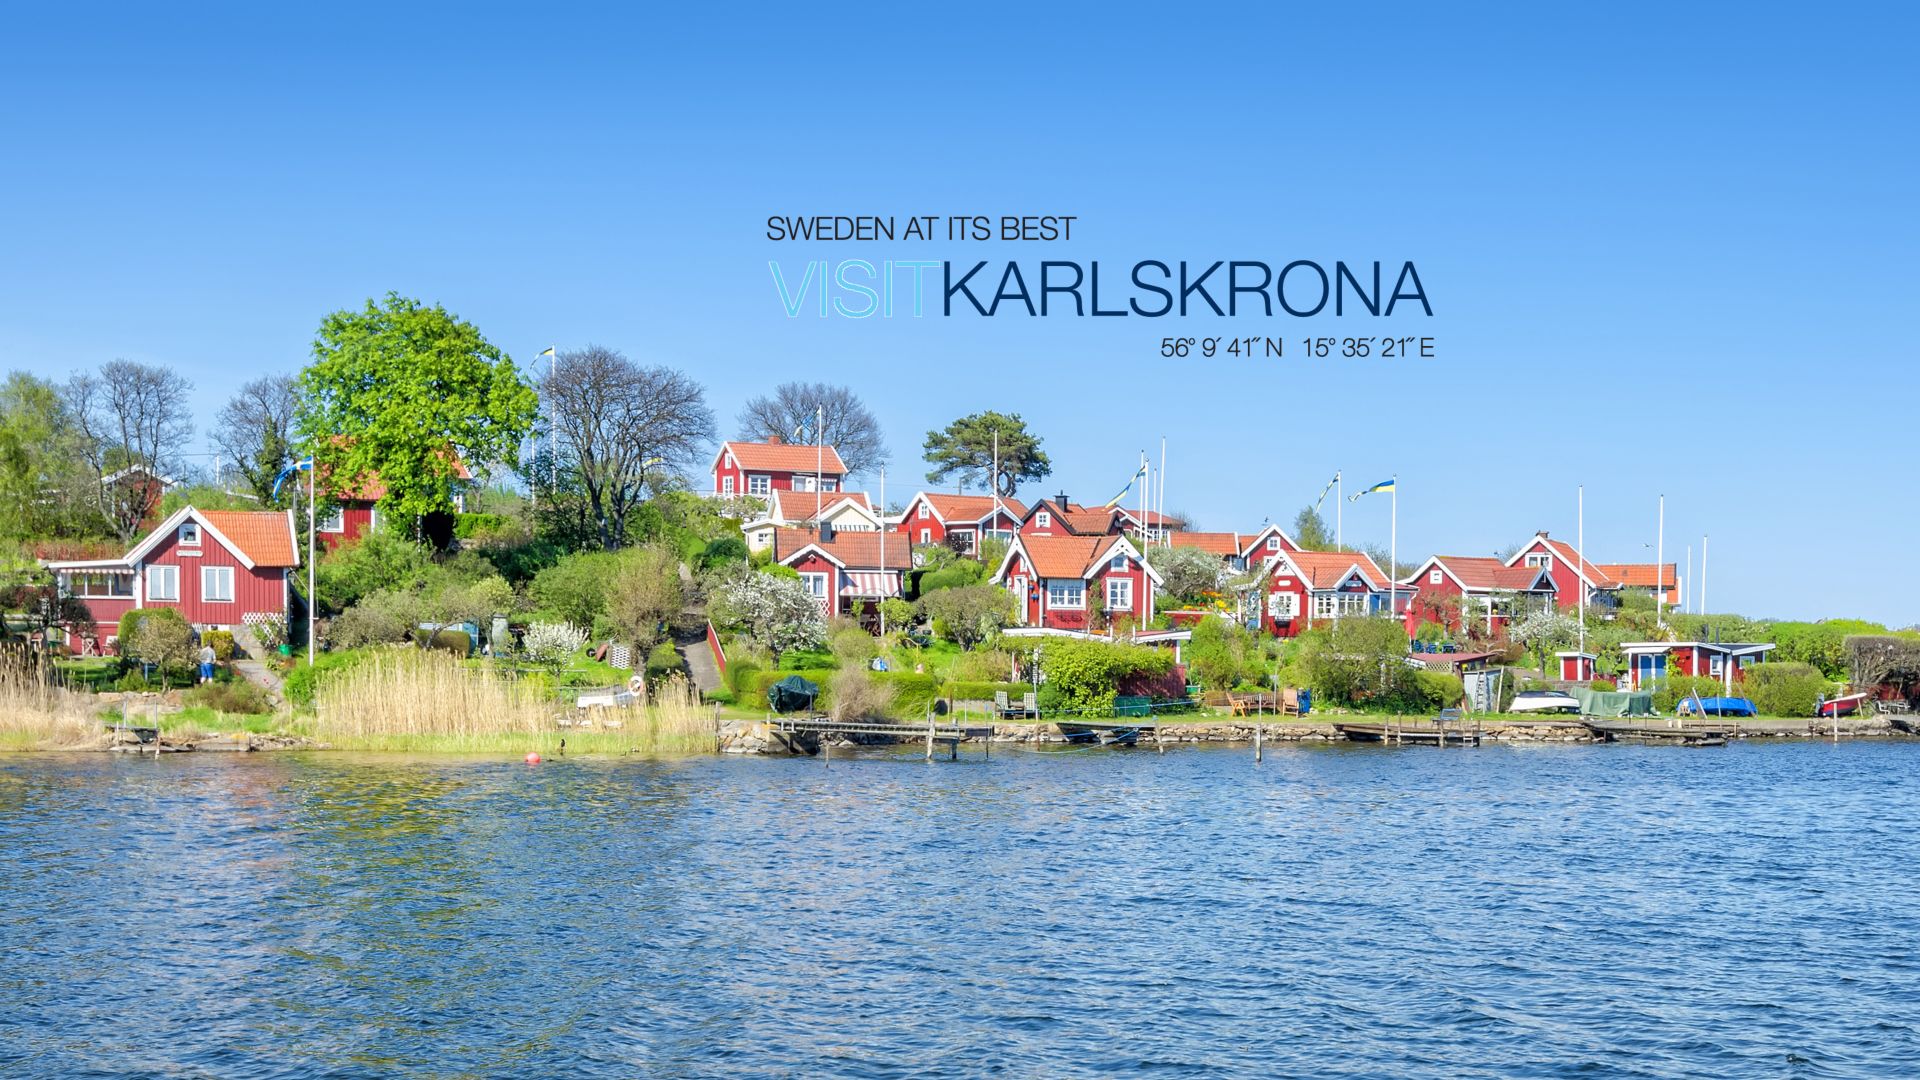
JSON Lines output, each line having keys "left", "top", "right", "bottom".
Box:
{"left": 0, "top": 655, "right": 100, "bottom": 750}
{"left": 313, "top": 647, "right": 714, "bottom": 754}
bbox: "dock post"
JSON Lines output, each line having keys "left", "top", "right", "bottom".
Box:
{"left": 1255, "top": 721, "right": 1263, "bottom": 763}
{"left": 926, "top": 712, "right": 934, "bottom": 762}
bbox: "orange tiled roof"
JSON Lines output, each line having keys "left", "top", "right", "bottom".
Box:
{"left": 1284, "top": 550, "right": 1394, "bottom": 590}
{"left": 919, "top": 492, "right": 1028, "bottom": 522}
{"left": 772, "top": 526, "right": 911, "bottom": 570}
{"left": 723, "top": 439, "right": 847, "bottom": 475}
{"left": 1016, "top": 534, "right": 1121, "bottom": 579}
{"left": 200, "top": 510, "right": 298, "bottom": 567}
{"left": 1522, "top": 534, "right": 1618, "bottom": 588}
{"left": 1596, "top": 562, "right": 1676, "bottom": 589}
{"left": 1168, "top": 531, "right": 1244, "bottom": 557}
{"left": 1430, "top": 555, "right": 1551, "bottom": 592}
{"left": 769, "top": 490, "right": 872, "bottom": 521}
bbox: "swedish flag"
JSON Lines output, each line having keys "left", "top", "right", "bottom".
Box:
{"left": 1349, "top": 478, "right": 1395, "bottom": 502}
{"left": 537, "top": 346, "right": 555, "bottom": 358}
{"left": 1104, "top": 461, "right": 1148, "bottom": 508}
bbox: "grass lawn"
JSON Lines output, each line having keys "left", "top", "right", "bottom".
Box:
{"left": 53, "top": 657, "right": 120, "bottom": 691}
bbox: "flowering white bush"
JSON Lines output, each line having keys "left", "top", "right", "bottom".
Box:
{"left": 522, "top": 620, "right": 589, "bottom": 671}
{"left": 710, "top": 570, "right": 827, "bottom": 660}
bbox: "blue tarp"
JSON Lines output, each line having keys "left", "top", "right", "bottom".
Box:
{"left": 1678, "top": 696, "right": 1757, "bottom": 717}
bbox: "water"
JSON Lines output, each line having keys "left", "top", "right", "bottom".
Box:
{"left": 1, "top": 742, "right": 1917, "bottom": 1078}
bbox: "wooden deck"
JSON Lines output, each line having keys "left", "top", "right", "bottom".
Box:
{"left": 1334, "top": 719, "right": 1483, "bottom": 747}
{"left": 1582, "top": 718, "right": 1732, "bottom": 746}
{"left": 767, "top": 716, "right": 994, "bottom": 759}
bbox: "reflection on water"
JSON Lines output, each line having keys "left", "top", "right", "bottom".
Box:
{"left": 1, "top": 742, "right": 1918, "bottom": 1077}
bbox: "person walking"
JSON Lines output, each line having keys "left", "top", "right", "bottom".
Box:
{"left": 198, "top": 643, "right": 216, "bottom": 684}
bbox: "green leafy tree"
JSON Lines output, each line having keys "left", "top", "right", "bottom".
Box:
{"left": 1147, "top": 545, "right": 1222, "bottom": 603}
{"left": 1292, "top": 505, "right": 1331, "bottom": 551}
{"left": 529, "top": 550, "right": 622, "bottom": 628}
{"left": 606, "top": 546, "right": 684, "bottom": 648}
{"left": 297, "top": 293, "right": 538, "bottom": 522}
{"left": 1036, "top": 638, "right": 1173, "bottom": 716}
{"left": 1297, "top": 616, "right": 1415, "bottom": 709}
{"left": 918, "top": 584, "right": 1012, "bottom": 649}
{"left": 117, "top": 608, "right": 195, "bottom": 672}
{"left": 315, "top": 532, "right": 434, "bottom": 611}
{"left": 922, "top": 411, "right": 1050, "bottom": 497}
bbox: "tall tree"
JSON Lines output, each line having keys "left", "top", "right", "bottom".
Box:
{"left": 922, "top": 411, "right": 1051, "bottom": 497}
{"left": 0, "top": 373, "right": 91, "bottom": 539}
{"left": 1292, "top": 505, "right": 1331, "bottom": 550}
{"left": 296, "top": 293, "right": 538, "bottom": 522}
{"left": 544, "top": 345, "right": 715, "bottom": 550}
{"left": 211, "top": 374, "right": 297, "bottom": 504}
{"left": 737, "top": 382, "right": 887, "bottom": 476}
{"left": 65, "top": 360, "right": 194, "bottom": 542}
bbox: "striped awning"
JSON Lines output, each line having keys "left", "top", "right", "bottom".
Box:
{"left": 840, "top": 571, "right": 898, "bottom": 598}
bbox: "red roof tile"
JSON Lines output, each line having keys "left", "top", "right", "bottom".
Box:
{"left": 917, "top": 493, "right": 1028, "bottom": 522}
{"left": 1429, "top": 555, "right": 1552, "bottom": 592}
{"left": 1168, "top": 531, "right": 1244, "bottom": 557}
{"left": 772, "top": 526, "right": 911, "bottom": 570}
{"left": 722, "top": 439, "right": 847, "bottom": 475}
{"left": 200, "top": 510, "right": 298, "bottom": 567}
{"left": 1013, "top": 534, "right": 1121, "bottom": 579}
{"left": 1596, "top": 562, "right": 1676, "bottom": 588}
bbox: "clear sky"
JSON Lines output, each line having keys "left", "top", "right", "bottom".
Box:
{"left": 2, "top": 4, "right": 1914, "bottom": 623}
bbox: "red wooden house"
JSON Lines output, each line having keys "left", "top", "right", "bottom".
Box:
{"left": 1504, "top": 531, "right": 1618, "bottom": 612}
{"left": 1246, "top": 549, "right": 1400, "bottom": 637}
{"left": 44, "top": 506, "right": 300, "bottom": 654}
{"left": 1399, "top": 554, "right": 1557, "bottom": 638}
{"left": 712, "top": 438, "right": 847, "bottom": 499}
{"left": 897, "top": 491, "right": 1027, "bottom": 553}
{"left": 1619, "top": 641, "right": 1776, "bottom": 692}
{"left": 1017, "top": 495, "right": 1122, "bottom": 539}
{"left": 771, "top": 525, "right": 910, "bottom": 627}
{"left": 992, "top": 533, "right": 1159, "bottom": 632}
{"left": 317, "top": 459, "right": 474, "bottom": 551}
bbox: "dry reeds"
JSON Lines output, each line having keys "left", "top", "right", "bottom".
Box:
{"left": 0, "top": 654, "right": 99, "bottom": 749}
{"left": 313, "top": 647, "right": 714, "bottom": 754}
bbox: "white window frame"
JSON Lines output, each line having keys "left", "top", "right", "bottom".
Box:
{"left": 1338, "top": 593, "right": 1368, "bottom": 615}
{"left": 722, "top": 475, "right": 735, "bottom": 496}
{"left": 1525, "top": 552, "right": 1551, "bottom": 569}
{"left": 318, "top": 506, "right": 345, "bottom": 533}
{"left": 146, "top": 564, "right": 179, "bottom": 601}
{"left": 1269, "top": 591, "right": 1298, "bottom": 619}
{"left": 1313, "top": 593, "right": 1337, "bottom": 619}
{"left": 1035, "top": 511, "right": 1051, "bottom": 528}
{"left": 179, "top": 523, "right": 201, "bottom": 547}
{"left": 1106, "top": 577, "right": 1132, "bottom": 611}
{"left": 1109, "top": 553, "right": 1127, "bottom": 572}
{"left": 1429, "top": 569, "right": 1443, "bottom": 585}
{"left": 799, "top": 572, "right": 830, "bottom": 598}
{"left": 1709, "top": 654, "right": 1725, "bottom": 676}
{"left": 919, "top": 528, "right": 931, "bottom": 544}
{"left": 918, "top": 502, "right": 931, "bottom": 519}
{"left": 1046, "top": 579, "right": 1085, "bottom": 609}
{"left": 201, "top": 565, "right": 235, "bottom": 603}
{"left": 747, "top": 474, "right": 771, "bottom": 497}
{"left": 1266, "top": 536, "right": 1281, "bottom": 552}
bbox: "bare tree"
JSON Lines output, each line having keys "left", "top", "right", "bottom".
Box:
{"left": 737, "top": 382, "right": 887, "bottom": 476}
{"left": 543, "top": 346, "right": 715, "bottom": 551}
{"left": 211, "top": 374, "right": 296, "bottom": 503}
{"left": 65, "top": 360, "right": 194, "bottom": 541}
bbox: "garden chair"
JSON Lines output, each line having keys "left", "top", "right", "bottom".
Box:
{"left": 1281, "top": 688, "right": 1303, "bottom": 716}
{"left": 1020, "top": 691, "right": 1038, "bottom": 718}
{"left": 994, "top": 691, "right": 1011, "bottom": 717}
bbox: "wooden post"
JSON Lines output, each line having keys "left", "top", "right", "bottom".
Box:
{"left": 926, "top": 712, "right": 935, "bottom": 762}
{"left": 1255, "top": 721, "right": 1263, "bottom": 763}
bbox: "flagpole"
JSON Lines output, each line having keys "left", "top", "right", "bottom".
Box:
{"left": 1389, "top": 476, "right": 1397, "bottom": 626}
{"left": 879, "top": 467, "right": 887, "bottom": 635}
{"left": 814, "top": 404, "right": 824, "bottom": 528}
{"left": 1158, "top": 436, "right": 1167, "bottom": 544}
{"left": 307, "top": 462, "right": 316, "bottom": 665}
{"left": 1336, "top": 470, "right": 1343, "bottom": 550}
{"left": 1577, "top": 484, "right": 1586, "bottom": 657}
{"left": 1656, "top": 494, "right": 1665, "bottom": 628}
{"left": 548, "top": 345, "right": 557, "bottom": 497}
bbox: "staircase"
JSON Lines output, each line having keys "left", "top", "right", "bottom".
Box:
{"left": 672, "top": 561, "right": 725, "bottom": 698}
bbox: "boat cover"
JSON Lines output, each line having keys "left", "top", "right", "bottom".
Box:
{"left": 767, "top": 675, "right": 820, "bottom": 713}
{"left": 1678, "top": 696, "right": 1757, "bottom": 717}
{"left": 1571, "top": 688, "right": 1655, "bottom": 717}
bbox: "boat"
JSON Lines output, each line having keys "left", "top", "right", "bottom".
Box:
{"left": 1676, "top": 696, "right": 1756, "bottom": 718}
{"left": 1814, "top": 693, "right": 1868, "bottom": 719}
{"left": 1054, "top": 720, "right": 1150, "bottom": 746}
{"left": 1509, "top": 690, "right": 1580, "bottom": 715}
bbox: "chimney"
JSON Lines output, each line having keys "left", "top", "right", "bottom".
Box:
{"left": 1056, "top": 491, "right": 1070, "bottom": 507}
{"left": 1537, "top": 530, "right": 1549, "bottom": 538}
{"left": 767, "top": 435, "right": 783, "bottom": 445}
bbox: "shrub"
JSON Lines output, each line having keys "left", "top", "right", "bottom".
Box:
{"left": 917, "top": 559, "right": 985, "bottom": 594}
{"left": 117, "top": 609, "right": 195, "bottom": 671}
{"left": 1035, "top": 682, "right": 1065, "bottom": 714}
{"left": 877, "top": 597, "right": 915, "bottom": 632}
{"left": 1297, "top": 616, "right": 1414, "bottom": 710}
{"left": 529, "top": 551, "right": 621, "bottom": 629}
{"left": 724, "top": 657, "right": 761, "bottom": 699}
{"left": 1743, "top": 662, "right": 1830, "bottom": 717}
{"left": 645, "top": 642, "right": 685, "bottom": 685}
{"left": 329, "top": 590, "right": 415, "bottom": 648}
{"left": 607, "top": 546, "right": 683, "bottom": 649}
{"left": 829, "top": 668, "right": 894, "bottom": 720}
{"left": 697, "top": 535, "right": 749, "bottom": 571}
{"left": 1185, "top": 615, "right": 1253, "bottom": 691}
{"left": 522, "top": 621, "right": 588, "bottom": 672}
{"left": 1037, "top": 637, "right": 1174, "bottom": 716}
{"left": 829, "top": 627, "right": 879, "bottom": 666}
{"left": 316, "top": 532, "right": 435, "bottom": 611}
{"left": 1410, "top": 670, "right": 1464, "bottom": 711}
{"left": 185, "top": 677, "right": 272, "bottom": 715}
{"left": 283, "top": 648, "right": 375, "bottom": 708}
{"left": 919, "top": 585, "right": 1012, "bottom": 649}
{"left": 1589, "top": 677, "right": 1617, "bottom": 691}
{"left": 202, "top": 630, "right": 236, "bottom": 662}
{"left": 1652, "top": 674, "right": 1726, "bottom": 713}
{"left": 875, "top": 672, "right": 939, "bottom": 717}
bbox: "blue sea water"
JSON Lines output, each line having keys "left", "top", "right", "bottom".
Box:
{"left": 1, "top": 741, "right": 1916, "bottom": 1078}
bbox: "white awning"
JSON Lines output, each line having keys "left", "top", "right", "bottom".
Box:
{"left": 840, "top": 571, "right": 898, "bottom": 598}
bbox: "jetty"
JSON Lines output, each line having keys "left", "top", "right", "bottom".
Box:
{"left": 767, "top": 716, "right": 994, "bottom": 760}
{"left": 1582, "top": 718, "right": 1731, "bottom": 746}
{"left": 1336, "top": 708, "right": 1483, "bottom": 747}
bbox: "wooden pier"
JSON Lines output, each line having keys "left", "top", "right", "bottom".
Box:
{"left": 1582, "top": 718, "right": 1731, "bottom": 746}
{"left": 1334, "top": 719, "right": 1483, "bottom": 747}
{"left": 767, "top": 716, "right": 994, "bottom": 760}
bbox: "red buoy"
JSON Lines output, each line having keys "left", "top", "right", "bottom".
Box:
{"left": 525, "top": 752, "right": 542, "bottom": 765}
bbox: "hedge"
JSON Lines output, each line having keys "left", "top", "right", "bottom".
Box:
{"left": 202, "top": 629, "right": 235, "bottom": 662}
{"left": 941, "top": 680, "right": 1032, "bottom": 702}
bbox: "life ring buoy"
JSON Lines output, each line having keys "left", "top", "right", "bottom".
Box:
{"left": 628, "top": 674, "right": 646, "bottom": 694}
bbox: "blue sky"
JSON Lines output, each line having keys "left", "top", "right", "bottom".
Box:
{"left": 1, "top": 4, "right": 1913, "bottom": 622}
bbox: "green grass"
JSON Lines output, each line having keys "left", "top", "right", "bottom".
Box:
{"left": 53, "top": 658, "right": 120, "bottom": 691}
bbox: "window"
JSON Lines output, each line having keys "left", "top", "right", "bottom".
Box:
{"left": 69, "top": 572, "right": 133, "bottom": 598}
{"left": 1110, "top": 553, "right": 1127, "bottom": 572}
{"left": 820, "top": 478, "right": 837, "bottom": 491}
{"left": 1046, "top": 580, "right": 1085, "bottom": 608}
{"left": 955, "top": 530, "right": 976, "bottom": 553}
{"left": 319, "top": 506, "right": 345, "bottom": 533}
{"left": 202, "top": 565, "right": 234, "bottom": 603}
{"left": 1035, "top": 511, "right": 1051, "bottom": 528}
{"left": 722, "top": 476, "right": 735, "bottom": 496}
{"left": 799, "top": 572, "right": 829, "bottom": 598}
{"left": 1106, "top": 577, "right": 1132, "bottom": 611}
{"left": 179, "top": 523, "right": 201, "bottom": 547}
{"left": 146, "top": 565, "right": 179, "bottom": 601}
{"left": 918, "top": 502, "right": 930, "bottom": 519}
{"left": 1266, "top": 536, "right": 1280, "bottom": 552}
{"left": 1709, "top": 654, "right": 1725, "bottom": 676}
{"left": 1313, "top": 593, "right": 1337, "bottom": 619}
{"left": 1269, "top": 591, "right": 1298, "bottom": 619}
{"left": 919, "top": 528, "right": 931, "bottom": 544}
{"left": 1429, "top": 569, "right": 1443, "bottom": 585}
{"left": 1525, "top": 552, "right": 1551, "bottom": 569}
{"left": 747, "top": 475, "right": 771, "bottom": 497}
